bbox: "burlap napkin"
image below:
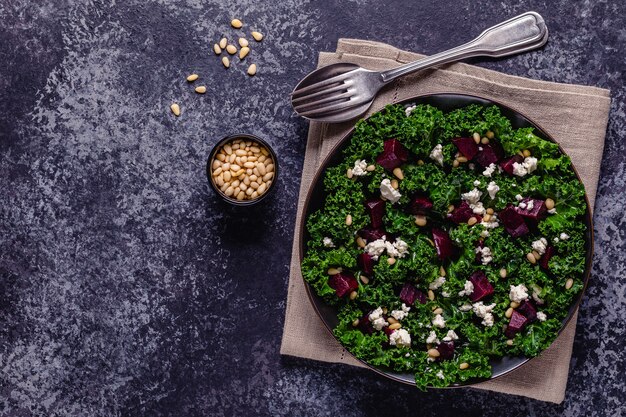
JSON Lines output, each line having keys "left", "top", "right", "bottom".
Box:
{"left": 281, "top": 38, "right": 611, "bottom": 404}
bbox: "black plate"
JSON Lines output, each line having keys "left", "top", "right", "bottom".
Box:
{"left": 298, "top": 93, "right": 593, "bottom": 387}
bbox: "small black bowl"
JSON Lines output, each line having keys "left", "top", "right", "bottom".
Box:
{"left": 206, "top": 133, "right": 278, "bottom": 206}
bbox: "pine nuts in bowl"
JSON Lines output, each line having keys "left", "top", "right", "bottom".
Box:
{"left": 207, "top": 134, "right": 278, "bottom": 206}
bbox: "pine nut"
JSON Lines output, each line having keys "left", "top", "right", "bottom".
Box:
{"left": 251, "top": 31, "right": 263, "bottom": 41}
{"left": 390, "top": 179, "right": 399, "bottom": 189}
{"left": 457, "top": 156, "right": 468, "bottom": 163}
{"left": 506, "top": 339, "right": 514, "bottom": 346}
{"left": 243, "top": 176, "right": 251, "bottom": 185}
{"left": 250, "top": 181, "right": 259, "bottom": 190}
{"left": 460, "top": 362, "right": 469, "bottom": 370}
{"left": 220, "top": 183, "right": 229, "bottom": 192}
{"left": 522, "top": 149, "right": 531, "bottom": 157}
{"left": 352, "top": 318, "right": 360, "bottom": 327}
{"left": 195, "top": 86, "right": 207, "bottom": 94}
{"left": 366, "top": 164, "right": 376, "bottom": 171}
{"left": 545, "top": 198, "right": 555, "bottom": 210}
{"left": 433, "top": 308, "right": 443, "bottom": 315}
{"left": 235, "top": 149, "right": 246, "bottom": 156}
{"left": 486, "top": 208, "right": 494, "bottom": 215}
{"left": 170, "top": 103, "right": 180, "bottom": 116}
{"left": 485, "top": 130, "right": 494, "bottom": 139}
{"left": 510, "top": 301, "right": 520, "bottom": 309}
{"left": 428, "top": 290, "right": 435, "bottom": 301}
{"left": 356, "top": 236, "right": 366, "bottom": 248}
{"left": 349, "top": 291, "right": 358, "bottom": 300}
{"left": 387, "top": 257, "right": 396, "bottom": 266}
{"left": 526, "top": 253, "right": 537, "bottom": 264}
{"left": 216, "top": 153, "right": 226, "bottom": 162}
{"left": 532, "top": 250, "right": 541, "bottom": 261}
{"left": 263, "top": 172, "right": 274, "bottom": 182}
{"left": 236, "top": 191, "right": 245, "bottom": 200}
{"left": 327, "top": 267, "right": 341, "bottom": 275}
{"left": 505, "top": 307, "right": 514, "bottom": 318}
{"left": 187, "top": 74, "right": 199, "bottom": 82}
{"left": 467, "top": 217, "right": 478, "bottom": 226}
{"left": 345, "top": 214, "right": 352, "bottom": 226}
{"left": 266, "top": 163, "right": 274, "bottom": 172}
{"left": 251, "top": 191, "right": 258, "bottom": 199}
{"left": 439, "top": 266, "right": 446, "bottom": 277}
{"left": 234, "top": 169, "right": 244, "bottom": 177}
{"left": 244, "top": 162, "right": 256, "bottom": 169}
{"left": 500, "top": 268, "right": 507, "bottom": 278}
{"left": 387, "top": 317, "right": 398, "bottom": 324}
{"left": 222, "top": 57, "right": 230, "bottom": 68}
{"left": 247, "top": 64, "right": 257, "bottom": 76}
{"left": 382, "top": 308, "right": 388, "bottom": 315}
{"left": 238, "top": 46, "right": 250, "bottom": 60}
{"left": 229, "top": 154, "right": 236, "bottom": 163}
{"left": 448, "top": 204, "right": 455, "bottom": 213}
{"left": 389, "top": 323, "right": 401, "bottom": 330}
{"left": 483, "top": 214, "right": 492, "bottom": 222}
{"left": 226, "top": 44, "right": 237, "bottom": 55}
{"left": 261, "top": 148, "right": 269, "bottom": 156}
{"left": 231, "top": 19, "right": 243, "bottom": 28}
{"left": 565, "top": 278, "right": 574, "bottom": 290}
{"left": 453, "top": 160, "right": 460, "bottom": 168}
{"left": 225, "top": 187, "right": 234, "bottom": 197}
{"left": 393, "top": 167, "right": 404, "bottom": 180}
{"left": 428, "top": 348, "right": 440, "bottom": 358}
{"left": 212, "top": 159, "right": 221, "bottom": 169}
{"left": 415, "top": 215, "right": 427, "bottom": 227}
{"left": 212, "top": 167, "right": 222, "bottom": 177}
{"left": 257, "top": 183, "right": 267, "bottom": 194}
{"left": 219, "top": 38, "right": 228, "bottom": 49}
{"left": 360, "top": 275, "right": 369, "bottom": 284}
{"left": 245, "top": 188, "right": 253, "bottom": 196}
{"left": 473, "top": 132, "right": 480, "bottom": 143}
{"left": 213, "top": 43, "right": 222, "bottom": 54}
{"left": 256, "top": 164, "right": 266, "bottom": 176}
{"left": 346, "top": 168, "right": 353, "bottom": 178}
{"left": 481, "top": 137, "right": 489, "bottom": 144}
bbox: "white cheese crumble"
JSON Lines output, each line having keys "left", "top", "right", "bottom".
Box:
{"left": 368, "top": 307, "right": 388, "bottom": 331}
{"left": 532, "top": 290, "right": 545, "bottom": 305}
{"left": 441, "top": 291, "right": 450, "bottom": 298}
{"left": 393, "top": 238, "right": 409, "bottom": 258}
{"left": 322, "top": 237, "right": 335, "bottom": 248}
{"left": 487, "top": 181, "right": 500, "bottom": 199}
{"left": 560, "top": 233, "right": 570, "bottom": 240}
{"left": 459, "top": 303, "right": 473, "bottom": 312}
{"left": 380, "top": 179, "right": 402, "bottom": 203}
{"left": 458, "top": 280, "right": 474, "bottom": 297}
{"left": 525, "top": 200, "right": 535, "bottom": 211}
{"left": 475, "top": 246, "right": 493, "bottom": 265}
{"left": 428, "top": 276, "right": 446, "bottom": 291}
{"left": 548, "top": 208, "right": 558, "bottom": 214}
{"left": 391, "top": 303, "right": 411, "bottom": 321}
{"left": 482, "top": 163, "right": 497, "bottom": 177}
{"left": 429, "top": 144, "right": 444, "bottom": 166}
{"left": 473, "top": 180, "right": 481, "bottom": 187}
{"left": 480, "top": 212, "right": 499, "bottom": 229}
{"left": 442, "top": 330, "right": 459, "bottom": 342}
{"left": 532, "top": 237, "right": 548, "bottom": 256}
{"left": 436, "top": 370, "right": 445, "bottom": 380}
{"left": 515, "top": 194, "right": 524, "bottom": 201}
{"left": 509, "top": 284, "right": 529, "bottom": 303}
{"left": 472, "top": 302, "right": 496, "bottom": 327}
{"left": 352, "top": 160, "right": 368, "bottom": 176}
{"left": 426, "top": 330, "right": 439, "bottom": 344}
{"left": 536, "top": 312, "right": 547, "bottom": 322}
{"left": 389, "top": 328, "right": 411, "bottom": 348}
{"left": 432, "top": 314, "right": 446, "bottom": 328}
{"left": 364, "top": 238, "right": 387, "bottom": 260}
{"left": 461, "top": 188, "right": 486, "bottom": 215}
{"left": 480, "top": 230, "right": 490, "bottom": 238}
{"left": 405, "top": 104, "right": 416, "bottom": 117}
{"left": 512, "top": 157, "right": 539, "bottom": 177}
{"left": 365, "top": 236, "right": 409, "bottom": 260}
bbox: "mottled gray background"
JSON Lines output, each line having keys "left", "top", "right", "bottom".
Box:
{"left": 1, "top": 0, "right": 624, "bottom": 416}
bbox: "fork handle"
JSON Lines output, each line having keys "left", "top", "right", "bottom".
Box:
{"left": 381, "top": 11, "right": 548, "bottom": 83}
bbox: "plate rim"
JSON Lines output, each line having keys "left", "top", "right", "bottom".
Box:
{"left": 297, "top": 92, "right": 594, "bottom": 388}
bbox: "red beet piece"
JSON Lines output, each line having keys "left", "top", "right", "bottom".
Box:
{"left": 448, "top": 201, "right": 474, "bottom": 224}
{"left": 399, "top": 283, "right": 427, "bottom": 305}
{"left": 468, "top": 270, "right": 494, "bottom": 302}
{"left": 432, "top": 228, "right": 455, "bottom": 260}
{"left": 357, "top": 253, "right": 374, "bottom": 276}
{"left": 358, "top": 227, "right": 387, "bottom": 243}
{"left": 474, "top": 142, "right": 504, "bottom": 168}
{"left": 358, "top": 314, "right": 374, "bottom": 335}
{"left": 328, "top": 273, "right": 358, "bottom": 298}
{"left": 436, "top": 341, "right": 455, "bottom": 360}
{"left": 499, "top": 204, "right": 530, "bottom": 237}
{"left": 452, "top": 137, "right": 479, "bottom": 160}
{"left": 517, "top": 300, "right": 538, "bottom": 323}
{"left": 375, "top": 139, "right": 409, "bottom": 171}
{"left": 515, "top": 198, "right": 547, "bottom": 221}
{"left": 383, "top": 327, "right": 395, "bottom": 336}
{"left": 504, "top": 310, "right": 529, "bottom": 338}
{"left": 365, "top": 198, "right": 386, "bottom": 229}
{"left": 499, "top": 154, "right": 524, "bottom": 175}
{"left": 408, "top": 194, "right": 433, "bottom": 215}
{"left": 539, "top": 246, "right": 555, "bottom": 269}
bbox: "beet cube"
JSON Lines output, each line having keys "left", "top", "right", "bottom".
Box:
{"left": 468, "top": 270, "right": 494, "bottom": 302}
{"left": 474, "top": 142, "right": 504, "bottom": 168}
{"left": 432, "top": 228, "right": 455, "bottom": 260}
{"left": 500, "top": 154, "right": 524, "bottom": 175}
{"left": 358, "top": 314, "right": 374, "bottom": 335}
{"left": 399, "top": 283, "right": 427, "bottom": 305}
{"left": 375, "top": 139, "right": 409, "bottom": 171}
{"left": 517, "top": 300, "right": 538, "bottom": 323}
{"left": 358, "top": 227, "right": 387, "bottom": 243}
{"left": 436, "top": 341, "right": 455, "bottom": 360}
{"left": 357, "top": 253, "right": 374, "bottom": 276}
{"left": 499, "top": 204, "right": 530, "bottom": 237}
{"left": 448, "top": 201, "right": 475, "bottom": 224}
{"left": 515, "top": 198, "right": 547, "bottom": 221}
{"left": 504, "top": 310, "right": 528, "bottom": 338}
{"left": 452, "top": 137, "right": 479, "bottom": 160}
{"left": 328, "top": 273, "right": 358, "bottom": 298}
{"left": 365, "top": 198, "right": 386, "bottom": 229}
{"left": 408, "top": 194, "right": 433, "bottom": 215}
{"left": 539, "top": 246, "right": 555, "bottom": 269}
{"left": 383, "top": 327, "right": 395, "bottom": 336}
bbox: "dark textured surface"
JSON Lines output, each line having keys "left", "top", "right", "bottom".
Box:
{"left": 0, "top": 1, "right": 624, "bottom": 416}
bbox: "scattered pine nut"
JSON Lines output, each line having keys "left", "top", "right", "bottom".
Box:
{"left": 457, "top": 156, "right": 468, "bottom": 163}
{"left": 439, "top": 266, "right": 446, "bottom": 277}
{"left": 349, "top": 291, "right": 358, "bottom": 300}
{"left": 486, "top": 130, "right": 495, "bottom": 139}
{"left": 213, "top": 44, "right": 222, "bottom": 55}
{"left": 427, "top": 348, "right": 440, "bottom": 358}
{"left": 387, "top": 317, "right": 398, "bottom": 324}
{"left": 219, "top": 37, "right": 228, "bottom": 49}
{"left": 500, "top": 268, "right": 507, "bottom": 279}
{"left": 433, "top": 307, "right": 443, "bottom": 315}
{"left": 251, "top": 31, "right": 263, "bottom": 41}
{"left": 247, "top": 64, "right": 257, "bottom": 76}
{"left": 226, "top": 44, "right": 237, "bottom": 54}
{"left": 390, "top": 179, "right": 399, "bottom": 189}
{"left": 565, "top": 278, "right": 574, "bottom": 290}
{"left": 472, "top": 132, "right": 480, "bottom": 143}
{"left": 505, "top": 307, "right": 514, "bottom": 318}
{"left": 506, "top": 339, "right": 514, "bottom": 346}
{"left": 327, "top": 267, "right": 341, "bottom": 275}
{"left": 352, "top": 318, "right": 360, "bottom": 327}
{"left": 486, "top": 208, "right": 494, "bottom": 215}
{"left": 522, "top": 149, "right": 532, "bottom": 157}
{"left": 387, "top": 257, "right": 396, "bottom": 266}
{"left": 346, "top": 168, "right": 353, "bottom": 179}
{"left": 238, "top": 37, "right": 249, "bottom": 47}
{"left": 239, "top": 46, "right": 250, "bottom": 59}
{"left": 356, "top": 236, "right": 366, "bottom": 248}
{"left": 359, "top": 275, "right": 369, "bottom": 284}
{"left": 195, "top": 86, "right": 207, "bottom": 94}
{"left": 393, "top": 167, "right": 404, "bottom": 180}
{"left": 481, "top": 137, "right": 489, "bottom": 144}
{"left": 231, "top": 19, "right": 243, "bottom": 28}
{"left": 222, "top": 57, "right": 230, "bottom": 68}
{"left": 467, "top": 217, "right": 478, "bottom": 226}
{"left": 186, "top": 74, "right": 199, "bottom": 82}
{"left": 532, "top": 250, "right": 541, "bottom": 261}
{"left": 170, "top": 103, "right": 180, "bottom": 116}
{"left": 460, "top": 362, "right": 470, "bottom": 370}
{"left": 415, "top": 215, "right": 427, "bottom": 227}
{"left": 545, "top": 198, "right": 555, "bottom": 210}
{"left": 345, "top": 214, "right": 353, "bottom": 226}
{"left": 428, "top": 290, "right": 435, "bottom": 301}
{"left": 366, "top": 164, "right": 376, "bottom": 171}
{"left": 510, "top": 301, "right": 520, "bottom": 309}
{"left": 389, "top": 322, "right": 401, "bottom": 330}
{"left": 452, "top": 160, "right": 460, "bottom": 168}
{"left": 526, "top": 252, "right": 537, "bottom": 264}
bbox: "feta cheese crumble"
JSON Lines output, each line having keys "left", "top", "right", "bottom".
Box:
{"left": 380, "top": 179, "right": 402, "bottom": 203}
{"left": 459, "top": 303, "right": 473, "bottom": 312}
{"left": 389, "top": 328, "right": 411, "bottom": 348}
{"left": 322, "top": 237, "right": 335, "bottom": 248}
{"left": 405, "top": 104, "right": 416, "bottom": 117}
{"left": 458, "top": 280, "right": 474, "bottom": 297}
{"left": 515, "top": 194, "right": 524, "bottom": 201}
{"left": 428, "top": 276, "right": 446, "bottom": 290}
{"left": 461, "top": 188, "right": 486, "bottom": 215}
{"left": 548, "top": 208, "right": 558, "bottom": 214}
{"left": 426, "top": 330, "right": 439, "bottom": 344}
{"left": 509, "top": 284, "right": 529, "bottom": 303}
{"left": 364, "top": 236, "right": 409, "bottom": 260}
{"left": 482, "top": 163, "right": 497, "bottom": 177}
{"left": 364, "top": 238, "right": 387, "bottom": 260}
{"left": 391, "top": 303, "right": 411, "bottom": 321}
{"left": 487, "top": 181, "right": 500, "bottom": 199}
{"left": 432, "top": 314, "right": 446, "bottom": 328}
{"left": 436, "top": 370, "right": 445, "bottom": 380}
{"left": 560, "top": 233, "right": 570, "bottom": 241}
{"left": 429, "top": 144, "right": 444, "bottom": 166}
{"left": 481, "top": 212, "right": 499, "bottom": 229}
{"left": 473, "top": 180, "right": 481, "bottom": 187}
{"left": 532, "top": 237, "right": 548, "bottom": 256}
{"left": 472, "top": 302, "right": 496, "bottom": 327}
{"left": 475, "top": 246, "right": 493, "bottom": 265}
{"left": 352, "top": 159, "right": 368, "bottom": 176}
{"left": 512, "top": 157, "right": 539, "bottom": 177}
{"left": 442, "top": 330, "right": 459, "bottom": 342}
{"left": 536, "top": 312, "right": 547, "bottom": 322}
{"left": 368, "top": 307, "right": 388, "bottom": 331}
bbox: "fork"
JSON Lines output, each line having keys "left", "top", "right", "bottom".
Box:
{"left": 291, "top": 11, "right": 548, "bottom": 123}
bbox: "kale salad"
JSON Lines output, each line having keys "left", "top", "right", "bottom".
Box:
{"left": 301, "top": 103, "right": 589, "bottom": 388}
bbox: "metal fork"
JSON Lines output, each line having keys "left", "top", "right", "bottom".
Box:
{"left": 291, "top": 11, "right": 548, "bottom": 123}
